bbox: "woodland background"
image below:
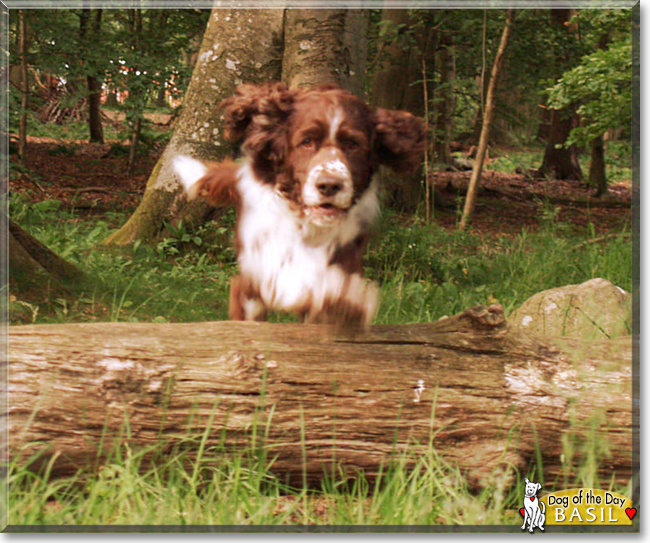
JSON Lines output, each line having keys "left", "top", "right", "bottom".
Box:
{"left": 5, "top": 5, "right": 636, "bottom": 527}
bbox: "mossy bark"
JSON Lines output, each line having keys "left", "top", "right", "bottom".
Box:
{"left": 282, "top": 9, "right": 368, "bottom": 96}
{"left": 104, "top": 8, "right": 285, "bottom": 246}
{"left": 9, "top": 218, "right": 86, "bottom": 302}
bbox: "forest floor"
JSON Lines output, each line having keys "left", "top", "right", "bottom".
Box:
{"left": 10, "top": 137, "right": 633, "bottom": 237}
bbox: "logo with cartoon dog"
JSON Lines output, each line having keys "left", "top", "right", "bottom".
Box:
{"left": 520, "top": 477, "right": 545, "bottom": 532}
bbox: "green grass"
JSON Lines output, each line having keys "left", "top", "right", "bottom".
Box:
{"left": 7, "top": 195, "right": 633, "bottom": 525}
{"left": 9, "top": 194, "right": 631, "bottom": 326}
{"left": 6, "top": 406, "right": 632, "bottom": 526}
{"left": 485, "top": 144, "right": 632, "bottom": 185}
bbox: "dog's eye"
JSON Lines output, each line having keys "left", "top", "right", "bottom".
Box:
{"left": 299, "top": 138, "right": 315, "bottom": 148}
{"left": 342, "top": 139, "right": 360, "bottom": 150}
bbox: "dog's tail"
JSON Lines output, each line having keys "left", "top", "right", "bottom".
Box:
{"left": 540, "top": 501, "right": 546, "bottom": 514}
{"left": 173, "top": 155, "right": 241, "bottom": 207}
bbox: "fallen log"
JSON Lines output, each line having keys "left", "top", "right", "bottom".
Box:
{"left": 6, "top": 305, "right": 633, "bottom": 487}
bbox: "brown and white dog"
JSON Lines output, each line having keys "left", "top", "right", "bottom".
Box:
{"left": 174, "top": 82, "right": 424, "bottom": 326}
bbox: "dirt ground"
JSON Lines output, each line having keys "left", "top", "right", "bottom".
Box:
{"left": 10, "top": 138, "right": 633, "bottom": 236}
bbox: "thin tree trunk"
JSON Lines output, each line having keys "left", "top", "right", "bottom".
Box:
{"left": 588, "top": 33, "right": 612, "bottom": 196}
{"left": 83, "top": 8, "right": 104, "bottom": 143}
{"left": 459, "top": 10, "right": 515, "bottom": 230}
{"left": 104, "top": 9, "right": 284, "bottom": 245}
{"left": 7, "top": 305, "right": 632, "bottom": 487}
{"left": 155, "top": 86, "right": 167, "bottom": 108}
{"left": 422, "top": 56, "right": 431, "bottom": 222}
{"left": 590, "top": 134, "right": 607, "bottom": 196}
{"left": 18, "top": 10, "right": 28, "bottom": 164}
{"left": 433, "top": 31, "right": 454, "bottom": 165}
{"left": 125, "top": 8, "right": 143, "bottom": 172}
{"left": 105, "top": 88, "right": 118, "bottom": 107}
{"left": 126, "top": 115, "right": 141, "bottom": 176}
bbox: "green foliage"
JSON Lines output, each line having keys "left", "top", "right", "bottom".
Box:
{"left": 13, "top": 9, "right": 208, "bottom": 142}
{"left": 368, "top": 210, "right": 630, "bottom": 324}
{"left": 544, "top": 9, "right": 632, "bottom": 148}
{"left": 546, "top": 36, "right": 632, "bottom": 147}
{"left": 9, "top": 194, "right": 630, "bottom": 328}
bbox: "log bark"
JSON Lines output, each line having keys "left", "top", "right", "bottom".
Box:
{"left": 7, "top": 305, "right": 632, "bottom": 488}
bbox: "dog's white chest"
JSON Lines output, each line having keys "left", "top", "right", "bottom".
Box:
{"left": 237, "top": 170, "right": 337, "bottom": 312}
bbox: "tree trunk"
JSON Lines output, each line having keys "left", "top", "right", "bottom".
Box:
{"left": 7, "top": 305, "right": 632, "bottom": 488}
{"left": 105, "top": 88, "right": 118, "bottom": 108}
{"left": 590, "top": 134, "right": 607, "bottom": 196}
{"left": 370, "top": 10, "right": 429, "bottom": 115}
{"left": 104, "top": 8, "right": 284, "bottom": 246}
{"left": 8, "top": 218, "right": 86, "bottom": 302}
{"left": 126, "top": 115, "right": 142, "bottom": 176}
{"left": 155, "top": 85, "right": 167, "bottom": 108}
{"left": 370, "top": 9, "right": 434, "bottom": 213}
{"left": 538, "top": 108, "right": 583, "bottom": 181}
{"left": 537, "top": 9, "right": 583, "bottom": 182}
{"left": 433, "top": 31, "right": 455, "bottom": 165}
{"left": 459, "top": 10, "right": 515, "bottom": 230}
{"left": 81, "top": 8, "right": 104, "bottom": 144}
{"left": 282, "top": 9, "right": 368, "bottom": 97}
{"left": 18, "top": 10, "right": 28, "bottom": 164}
{"left": 587, "top": 34, "right": 612, "bottom": 196}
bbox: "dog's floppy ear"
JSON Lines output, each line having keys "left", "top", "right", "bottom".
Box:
{"left": 524, "top": 478, "right": 530, "bottom": 484}
{"left": 221, "top": 82, "right": 295, "bottom": 182}
{"left": 536, "top": 483, "right": 542, "bottom": 492}
{"left": 374, "top": 108, "right": 425, "bottom": 173}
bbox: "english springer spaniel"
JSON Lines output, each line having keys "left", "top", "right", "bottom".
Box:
{"left": 174, "top": 82, "right": 424, "bottom": 327}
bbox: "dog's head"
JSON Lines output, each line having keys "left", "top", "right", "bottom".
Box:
{"left": 524, "top": 478, "right": 542, "bottom": 498}
{"left": 221, "top": 82, "right": 425, "bottom": 226}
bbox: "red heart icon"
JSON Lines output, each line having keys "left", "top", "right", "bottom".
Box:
{"left": 519, "top": 508, "right": 525, "bottom": 517}
{"left": 530, "top": 497, "right": 536, "bottom": 501}
{"left": 625, "top": 508, "right": 636, "bottom": 520}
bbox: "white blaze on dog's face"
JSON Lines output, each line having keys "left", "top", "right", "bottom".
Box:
{"left": 277, "top": 90, "right": 376, "bottom": 228}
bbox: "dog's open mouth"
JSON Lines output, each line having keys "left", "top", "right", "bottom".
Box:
{"left": 305, "top": 203, "right": 347, "bottom": 222}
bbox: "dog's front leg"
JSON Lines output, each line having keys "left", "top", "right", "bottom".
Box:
{"left": 308, "top": 273, "right": 378, "bottom": 328}
{"left": 229, "top": 275, "right": 267, "bottom": 321}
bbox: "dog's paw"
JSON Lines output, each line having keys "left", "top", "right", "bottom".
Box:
{"left": 308, "top": 276, "right": 378, "bottom": 329}
{"left": 345, "top": 275, "right": 378, "bottom": 328}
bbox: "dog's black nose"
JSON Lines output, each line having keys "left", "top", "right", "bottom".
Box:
{"left": 316, "top": 178, "right": 343, "bottom": 197}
